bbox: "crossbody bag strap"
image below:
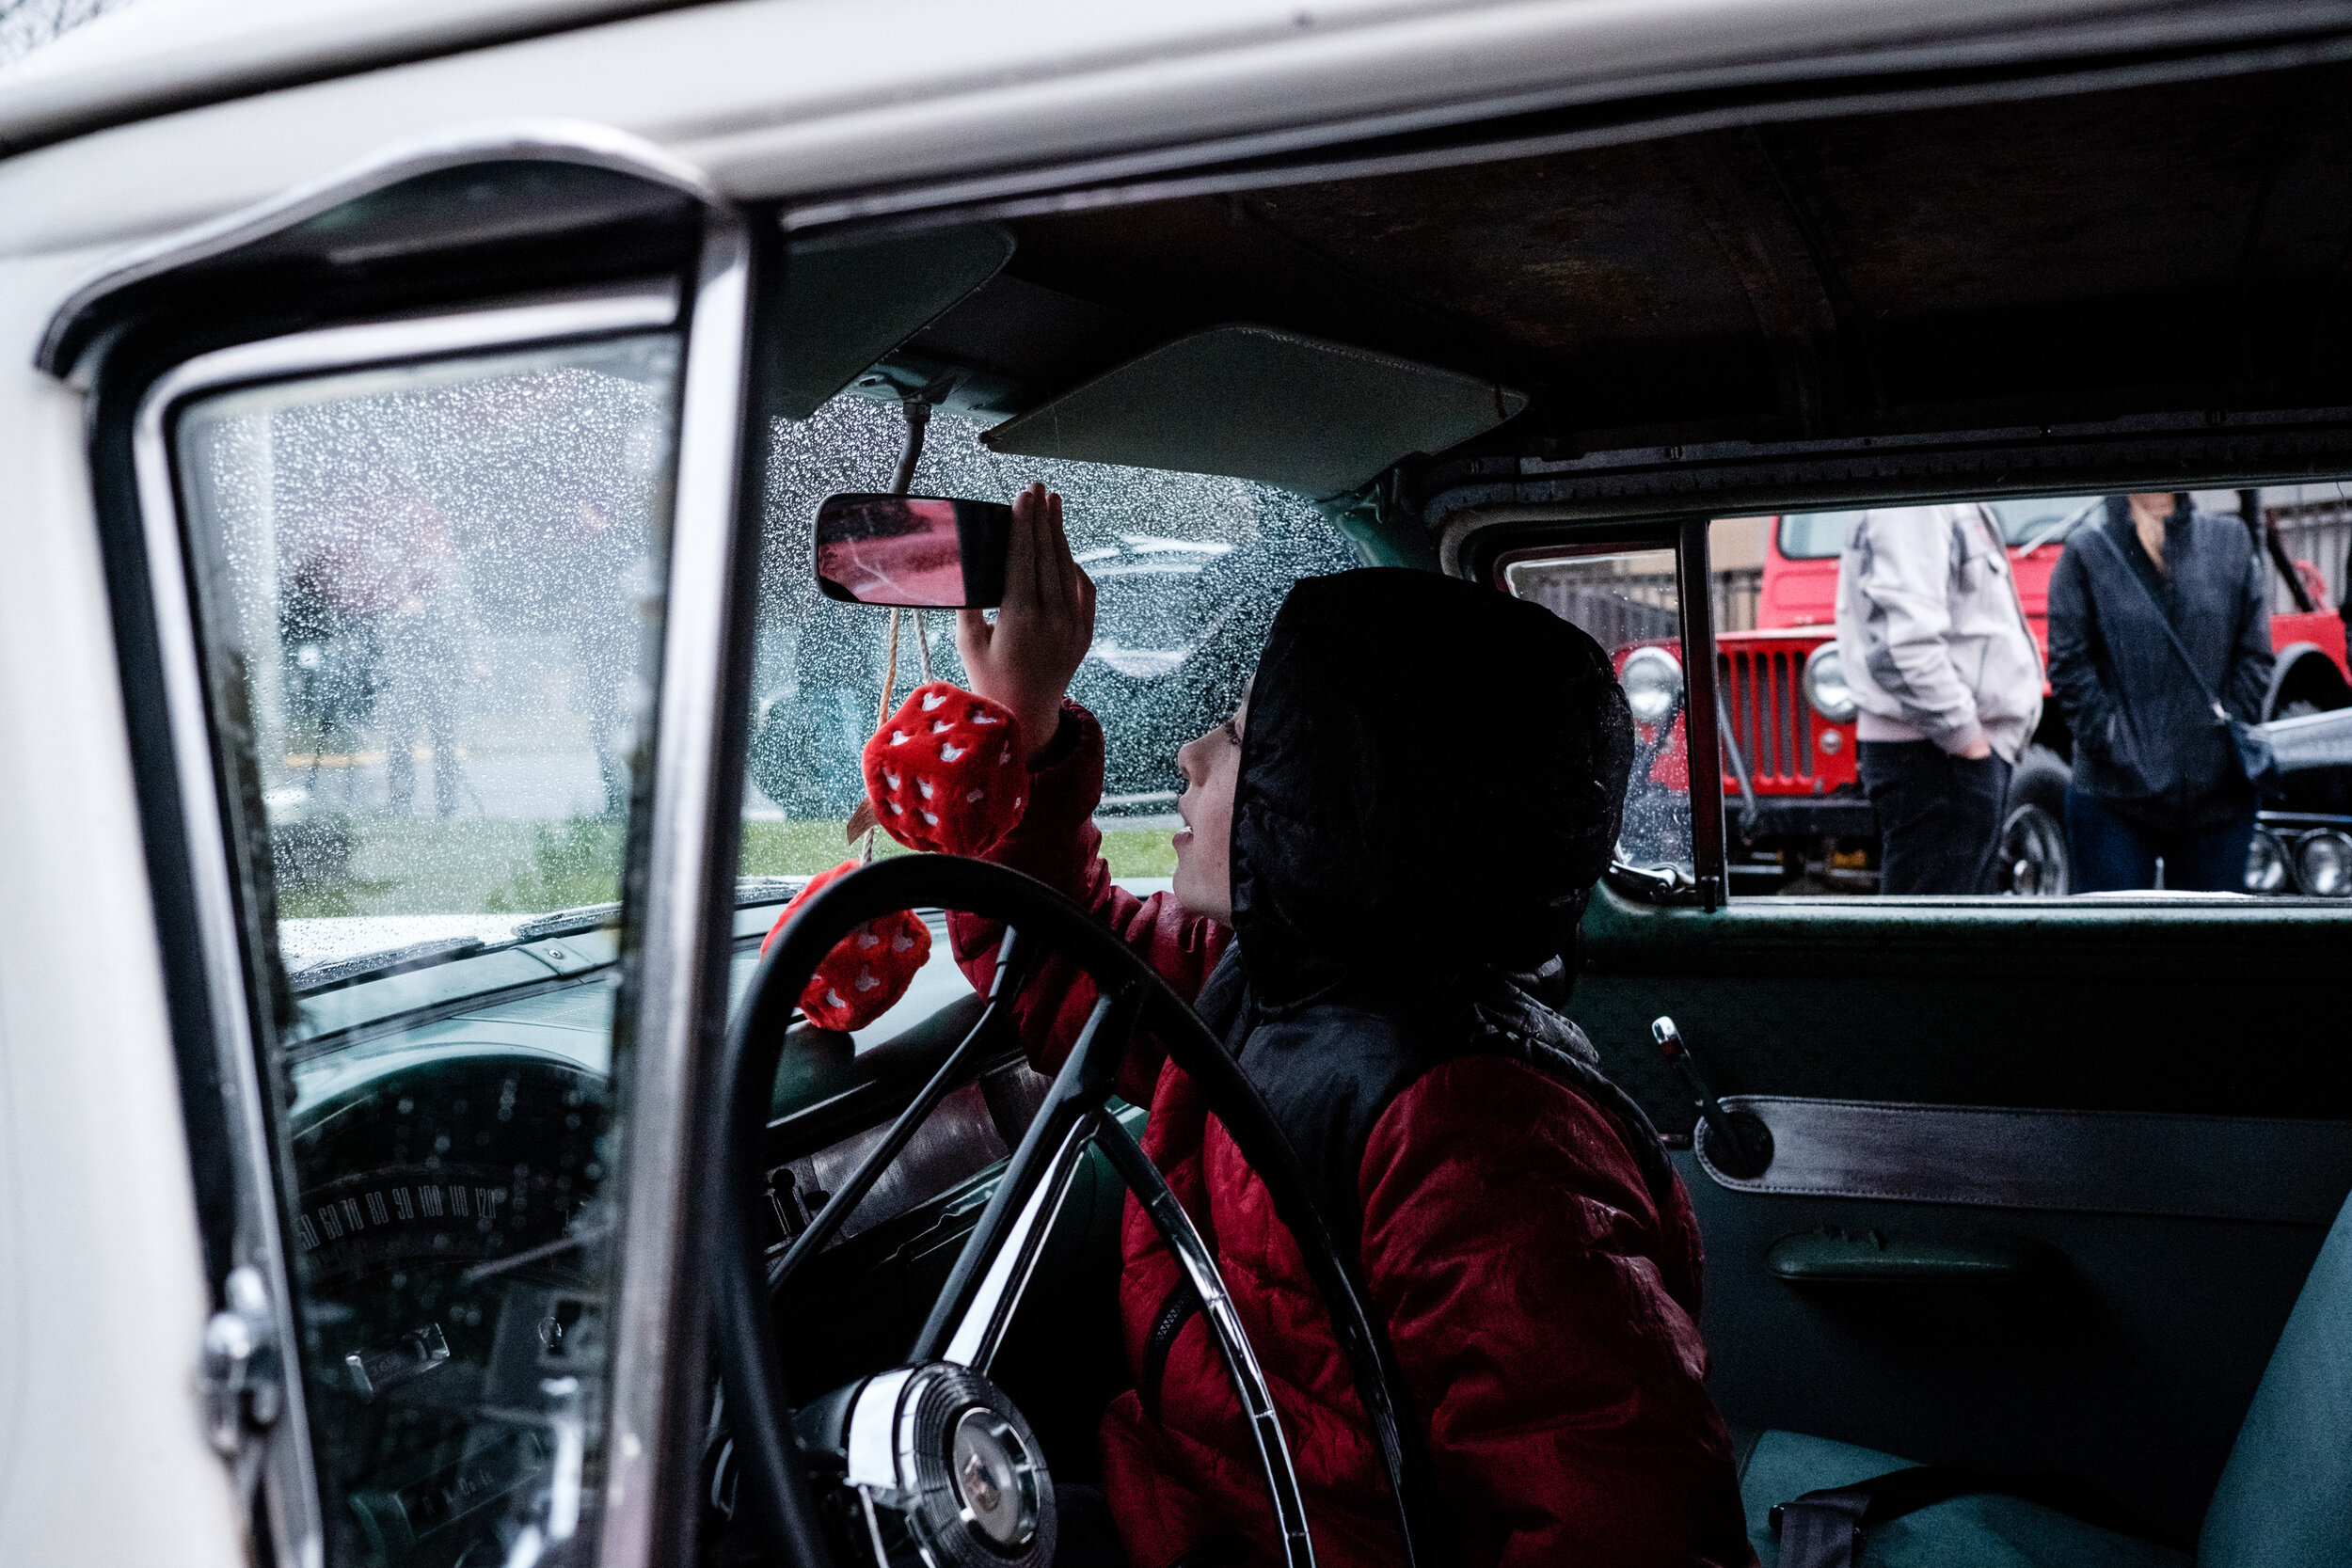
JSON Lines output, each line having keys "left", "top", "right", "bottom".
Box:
{"left": 2089, "top": 526, "right": 2231, "bottom": 722}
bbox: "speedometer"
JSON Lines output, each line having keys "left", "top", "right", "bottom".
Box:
{"left": 289, "top": 1056, "right": 612, "bottom": 1568}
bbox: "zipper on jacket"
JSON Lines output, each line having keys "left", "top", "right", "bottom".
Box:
{"left": 1138, "top": 1281, "right": 1202, "bottom": 1426}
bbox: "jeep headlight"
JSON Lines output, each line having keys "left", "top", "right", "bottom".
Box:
{"left": 1803, "top": 642, "right": 1860, "bottom": 723}
{"left": 2296, "top": 830, "right": 2352, "bottom": 897}
{"left": 1619, "top": 645, "right": 1684, "bottom": 727}
{"left": 2244, "top": 829, "right": 2291, "bottom": 895}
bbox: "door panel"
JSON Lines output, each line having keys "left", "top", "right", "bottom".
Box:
{"left": 1574, "top": 890, "right": 2352, "bottom": 1541}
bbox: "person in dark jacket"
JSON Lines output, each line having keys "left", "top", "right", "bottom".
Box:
{"left": 948, "top": 483, "right": 1755, "bottom": 1568}
{"left": 2046, "top": 492, "right": 2274, "bottom": 892}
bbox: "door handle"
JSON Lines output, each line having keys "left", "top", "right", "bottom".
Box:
{"left": 1765, "top": 1227, "right": 2061, "bottom": 1286}
{"left": 1652, "top": 1017, "right": 1773, "bottom": 1179}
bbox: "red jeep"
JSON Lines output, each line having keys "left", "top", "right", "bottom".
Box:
{"left": 1615, "top": 495, "right": 2350, "bottom": 895}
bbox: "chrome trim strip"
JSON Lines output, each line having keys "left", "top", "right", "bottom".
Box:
{"left": 40, "top": 119, "right": 716, "bottom": 382}
{"left": 133, "top": 350, "right": 326, "bottom": 1568}
{"left": 938, "top": 1117, "right": 1093, "bottom": 1372}
{"left": 131, "top": 287, "right": 678, "bottom": 396}
{"left": 127, "top": 280, "right": 687, "bottom": 1568}
{"left": 1696, "top": 1097, "right": 2352, "bottom": 1224}
{"left": 595, "top": 203, "right": 755, "bottom": 1568}
{"left": 842, "top": 1367, "right": 919, "bottom": 1490}
{"left": 1095, "top": 1111, "right": 1313, "bottom": 1568}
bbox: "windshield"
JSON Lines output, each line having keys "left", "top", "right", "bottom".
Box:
{"left": 1778, "top": 496, "right": 2103, "bottom": 559}
{"left": 744, "top": 394, "right": 1357, "bottom": 872}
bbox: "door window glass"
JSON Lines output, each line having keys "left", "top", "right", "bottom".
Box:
{"left": 1502, "top": 546, "right": 1695, "bottom": 881}
{"left": 1707, "top": 486, "right": 2352, "bottom": 900}
{"left": 173, "top": 331, "right": 678, "bottom": 1568}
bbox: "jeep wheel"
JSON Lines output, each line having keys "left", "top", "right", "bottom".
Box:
{"left": 1996, "top": 745, "right": 2074, "bottom": 896}
{"left": 1994, "top": 803, "right": 2069, "bottom": 895}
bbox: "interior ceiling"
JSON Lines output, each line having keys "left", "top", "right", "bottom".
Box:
{"left": 899, "top": 57, "right": 2352, "bottom": 464}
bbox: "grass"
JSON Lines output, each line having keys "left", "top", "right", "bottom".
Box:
{"left": 276, "top": 817, "right": 625, "bottom": 919}
{"left": 737, "top": 821, "right": 1177, "bottom": 879}
{"left": 1097, "top": 829, "right": 1177, "bottom": 879}
{"left": 271, "top": 814, "right": 1182, "bottom": 920}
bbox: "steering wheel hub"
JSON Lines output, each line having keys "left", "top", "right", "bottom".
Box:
{"left": 842, "top": 1362, "right": 1052, "bottom": 1566}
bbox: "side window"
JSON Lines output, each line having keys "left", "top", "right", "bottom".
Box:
{"left": 1697, "top": 487, "right": 2352, "bottom": 901}
{"left": 170, "top": 330, "right": 680, "bottom": 1567}
{"left": 742, "top": 394, "right": 1356, "bottom": 887}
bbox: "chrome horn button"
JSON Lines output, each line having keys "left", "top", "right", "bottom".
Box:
{"left": 842, "top": 1363, "right": 1054, "bottom": 1566}
{"left": 951, "top": 1405, "right": 1036, "bottom": 1549}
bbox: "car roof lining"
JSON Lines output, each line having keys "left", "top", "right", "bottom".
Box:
{"left": 825, "top": 53, "right": 2352, "bottom": 507}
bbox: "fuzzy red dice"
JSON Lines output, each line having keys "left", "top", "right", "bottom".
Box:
{"left": 861, "top": 681, "right": 1028, "bottom": 856}
{"left": 760, "top": 859, "right": 931, "bottom": 1032}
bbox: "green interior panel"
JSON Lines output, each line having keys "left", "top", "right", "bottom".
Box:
{"left": 1573, "top": 887, "right": 2352, "bottom": 1542}
{"left": 1573, "top": 888, "right": 2352, "bottom": 1132}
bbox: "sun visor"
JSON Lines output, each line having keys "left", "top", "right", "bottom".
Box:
{"left": 978, "top": 325, "right": 1526, "bottom": 498}
{"left": 769, "top": 223, "right": 1015, "bottom": 420}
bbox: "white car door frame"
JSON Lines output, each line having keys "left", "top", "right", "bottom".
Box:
{"left": 38, "top": 123, "right": 759, "bottom": 1568}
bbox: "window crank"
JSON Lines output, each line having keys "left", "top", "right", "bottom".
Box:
{"left": 1651, "top": 1017, "right": 1773, "bottom": 1180}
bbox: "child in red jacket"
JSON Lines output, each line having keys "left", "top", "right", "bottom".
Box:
{"left": 950, "top": 483, "right": 1755, "bottom": 1568}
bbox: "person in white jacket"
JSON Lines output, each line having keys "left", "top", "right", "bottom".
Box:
{"left": 1833, "top": 503, "right": 2043, "bottom": 894}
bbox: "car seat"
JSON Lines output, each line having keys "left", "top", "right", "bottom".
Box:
{"left": 1737, "top": 1188, "right": 2352, "bottom": 1567}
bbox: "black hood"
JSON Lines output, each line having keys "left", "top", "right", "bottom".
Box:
{"left": 1229, "top": 568, "right": 1633, "bottom": 1009}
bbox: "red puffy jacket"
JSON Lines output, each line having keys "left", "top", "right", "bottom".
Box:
{"left": 948, "top": 700, "right": 1754, "bottom": 1568}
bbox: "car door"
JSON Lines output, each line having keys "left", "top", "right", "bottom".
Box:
{"left": 49, "top": 131, "right": 761, "bottom": 1568}
{"left": 1465, "top": 497, "right": 2352, "bottom": 1547}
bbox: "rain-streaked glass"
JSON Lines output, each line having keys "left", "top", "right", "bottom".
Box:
{"left": 744, "top": 394, "right": 1355, "bottom": 880}
{"left": 1503, "top": 548, "right": 1694, "bottom": 879}
{"left": 173, "top": 332, "right": 678, "bottom": 1568}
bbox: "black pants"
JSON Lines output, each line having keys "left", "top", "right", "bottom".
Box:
{"left": 2066, "top": 788, "right": 2256, "bottom": 893}
{"left": 1856, "top": 740, "right": 2012, "bottom": 895}
{"left": 1053, "top": 1484, "right": 1129, "bottom": 1568}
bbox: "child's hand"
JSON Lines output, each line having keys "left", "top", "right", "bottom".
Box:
{"left": 959, "top": 483, "right": 1095, "bottom": 763}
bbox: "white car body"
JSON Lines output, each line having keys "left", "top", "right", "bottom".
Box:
{"left": 0, "top": 1, "right": 2336, "bottom": 1562}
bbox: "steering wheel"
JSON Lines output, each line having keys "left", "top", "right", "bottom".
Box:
{"left": 713, "top": 855, "right": 1445, "bottom": 1568}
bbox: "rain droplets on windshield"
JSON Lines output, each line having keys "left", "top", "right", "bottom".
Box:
{"left": 175, "top": 336, "right": 679, "bottom": 981}
{"left": 746, "top": 394, "right": 1355, "bottom": 877}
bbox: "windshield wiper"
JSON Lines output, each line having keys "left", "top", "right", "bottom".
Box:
{"left": 289, "top": 937, "right": 487, "bottom": 996}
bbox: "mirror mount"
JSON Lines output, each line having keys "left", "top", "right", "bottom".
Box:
{"left": 889, "top": 372, "right": 962, "bottom": 496}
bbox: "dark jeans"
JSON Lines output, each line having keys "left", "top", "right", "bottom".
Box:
{"left": 1856, "top": 740, "right": 2012, "bottom": 895}
{"left": 1053, "top": 1484, "right": 1128, "bottom": 1568}
{"left": 2065, "top": 788, "right": 2256, "bottom": 893}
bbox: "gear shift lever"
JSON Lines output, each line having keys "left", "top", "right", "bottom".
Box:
{"left": 1651, "top": 1017, "right": 1773, "bottom": 1179}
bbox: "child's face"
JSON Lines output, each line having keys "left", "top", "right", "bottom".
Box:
{"left": 1172, "top": 695, "right": 1247, "bottom": 923}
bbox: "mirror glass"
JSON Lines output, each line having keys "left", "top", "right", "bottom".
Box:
{"left": 813, "top": 491, "right": 1009, "bottom": 608}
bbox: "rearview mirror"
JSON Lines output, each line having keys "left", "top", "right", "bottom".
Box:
{"left": 813, "top": 492, "right": 1011, "bottom": 609}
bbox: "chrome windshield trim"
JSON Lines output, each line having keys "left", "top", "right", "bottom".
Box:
{"left": 128, "top": 279, "right": 690, "bottom": 1568}
{"left": 1094, "top": 1111, "right": 1315, "bottom": 1568}
{"left": 40, "top": 119, "right": 716, "bottom": 383}
{"left": 594, "top": 202, "right": 755, "bottom": 1568}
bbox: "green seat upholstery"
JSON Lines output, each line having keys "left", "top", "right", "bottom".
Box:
{"left": 1737, "top": 1430, "right": 2186, "bottom": 1568}
{"left": 1738, "top": 1189, "right": 2352, "bottom": 1568}
{"left": 2198, "top": 1191, "right": 2352, "bottom": 1567}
